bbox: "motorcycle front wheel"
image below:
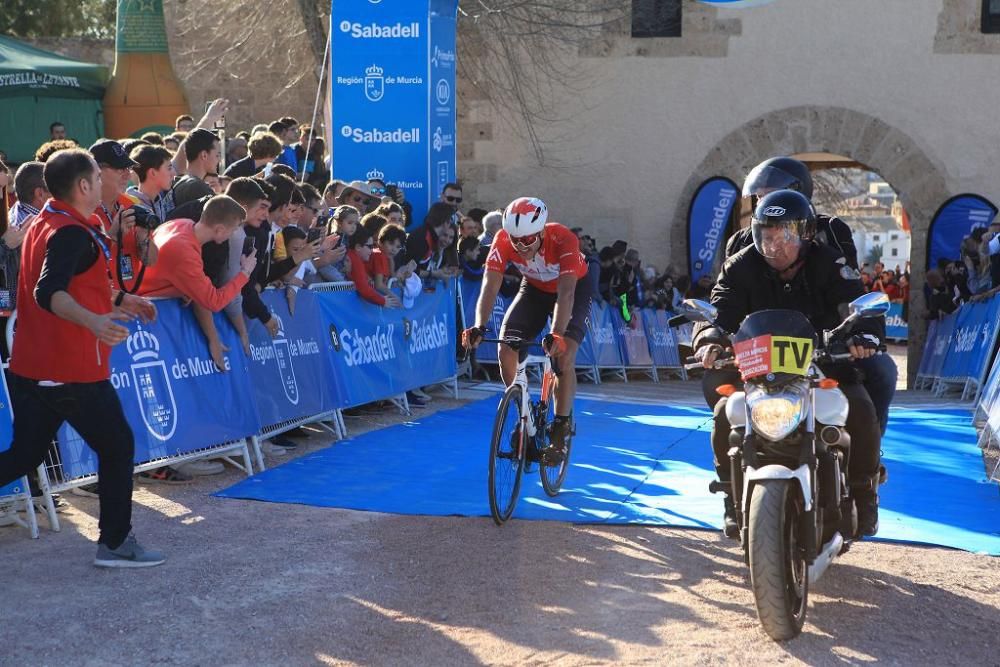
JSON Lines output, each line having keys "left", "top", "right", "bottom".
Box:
{"left": 747, "top": 479, "right": 809, "bottom": 641}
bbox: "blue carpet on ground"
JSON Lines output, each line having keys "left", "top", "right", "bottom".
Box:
{"left": 216, "top": 397, "right": 1000, "bottom": 555}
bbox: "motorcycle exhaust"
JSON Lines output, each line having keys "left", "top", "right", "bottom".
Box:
{"left": 808, "top": 532, "right": 844, "bottom": 584}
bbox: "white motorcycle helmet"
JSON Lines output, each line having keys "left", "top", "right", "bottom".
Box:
{"left": 502, "top": 197, "right": 548, "bottom": 239}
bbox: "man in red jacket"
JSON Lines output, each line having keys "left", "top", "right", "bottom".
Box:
{"left": 138, "top": 195, "right": 257, "bottom": 315}
{"left": 0, "top": 148, "right": 163, "bottom": 567}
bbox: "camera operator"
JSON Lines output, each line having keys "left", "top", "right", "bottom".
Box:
{"left": 88, "top": 140, "right": 158, "bottom": 294}
{"left": 0, "top": 148, "right": 164, "bottom": 567}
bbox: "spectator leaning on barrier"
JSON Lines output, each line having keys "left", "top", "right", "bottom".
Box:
{"left": 346, "top": 226, "right": 401, "bottom": 308}
{"left": 138, "top": 195, "right": 255, "bottom": 319}
{"left": 0, "top": 148, "right": 164, "bottom": 567}
{"left": 225, "top": 131, "right": 281, "bottom": 179}
{"left": 459, "top": 235, "right": 485, "bottom": 281}
{"left": 318, "top": 204, "right": 357, "bottom": 282}
{"left": 371, "top": 222, "right": 410, "bottom": 296}
{"left": 241, "top": 176, "right": 317, "bottom": 335}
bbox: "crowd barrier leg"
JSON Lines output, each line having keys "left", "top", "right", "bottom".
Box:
{"left": 36, "top": 462, "right": 60, "bottom": 533}
{"left": 0, "top": 476, "right": 40, "bottom": 539}
{"left": 389, "top": 394, "right": 411, "bottom": 416}
{"left": 221, "top": 438, "right": 257, "bottom": 475}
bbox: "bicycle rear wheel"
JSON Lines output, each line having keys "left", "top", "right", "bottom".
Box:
{"left": 488, "top": 384, "right": 526, "bottom": 525}
{"left": 539, "top": 407, "right": 571, "bottom": 497}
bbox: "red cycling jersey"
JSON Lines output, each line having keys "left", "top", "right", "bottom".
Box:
{"left": 485, "top": 222, "right": 587, "bottom": 293}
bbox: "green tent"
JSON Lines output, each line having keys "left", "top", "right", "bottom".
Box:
{"left": 0, "top": 35, "right": 109, "bottom": 163}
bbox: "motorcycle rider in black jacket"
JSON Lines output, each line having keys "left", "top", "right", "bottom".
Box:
{"left": 693, "top": 189, "right": 885, "bottom": 538}
{"left": 718, "top": 157, "right": 898, "bottom": 436}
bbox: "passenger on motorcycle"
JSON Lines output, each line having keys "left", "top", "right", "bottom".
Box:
{"left": 693, "top": 189, "right": 884, "bottom": 538}
{"left": 462, "top": 197, "right": 593, "bottom": 461}
{"left": 718, "top": 156, "right": 898, "bottom": 436}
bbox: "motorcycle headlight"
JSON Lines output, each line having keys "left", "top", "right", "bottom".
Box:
{"left": 745, "top": 382, "right": 807, "bottom": 442}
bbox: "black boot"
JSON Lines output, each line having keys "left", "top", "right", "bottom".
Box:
{"left": 851, "top": 469, "right": 882, "bottom": 538}
{"left": 722, "top": 494, "right": 739, "bottom": 539}
{"left": 856, "top": 494, "right": 879, "bottom": 537}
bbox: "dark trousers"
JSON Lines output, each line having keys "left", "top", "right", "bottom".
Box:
{"left": 709, "top": 379, "right": 881, "bottom": 494}
{"left": 0, "top": 375, "right": 135, "bottom": 547}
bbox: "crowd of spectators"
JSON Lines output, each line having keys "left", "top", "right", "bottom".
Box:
{"left": 922, "top": 220, "right": 1000, "bottom": 320}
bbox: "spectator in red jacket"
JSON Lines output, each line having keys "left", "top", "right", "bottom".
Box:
{"left": 138, "top": 195, "right": 256, "bottom": 315}
{"left": 346, "top": 226, "right": 400, "bottom": 308}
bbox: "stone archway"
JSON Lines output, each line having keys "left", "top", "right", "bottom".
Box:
{"left": 673, "top": 106, "right": 951, "bottom": 385}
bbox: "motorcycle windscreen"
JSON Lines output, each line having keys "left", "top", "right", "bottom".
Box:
{"left": 732, "top": 309, "right": 817, "bottom": 381}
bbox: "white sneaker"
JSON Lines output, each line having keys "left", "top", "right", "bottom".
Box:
{"left": 262, "top": 440, "right": 287, "bottom": 456}
{"left": 175, "top": 460, "right": 225, "bottom": 476}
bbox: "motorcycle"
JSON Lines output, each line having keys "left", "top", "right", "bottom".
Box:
{"left": 681, "top": 291, "right": 890, "bottom": 640}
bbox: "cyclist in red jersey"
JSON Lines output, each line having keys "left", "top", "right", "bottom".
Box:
{"left": 462, "top": 197, "right": 593, "bottom": 460}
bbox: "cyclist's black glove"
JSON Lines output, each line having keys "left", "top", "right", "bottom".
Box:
{"left": 462, "top": 326, "right": 487, "bottom": 350}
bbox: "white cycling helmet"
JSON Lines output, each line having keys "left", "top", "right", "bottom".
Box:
{"left": 502, "top": 197, "right": 548, "bottom": 238}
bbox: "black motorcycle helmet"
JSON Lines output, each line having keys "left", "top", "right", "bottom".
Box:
{"left": 742, "top": 156, "right": 814, "bottom": 204}
{"left": 751, "top": 189, "right": 817, "bottom": 260}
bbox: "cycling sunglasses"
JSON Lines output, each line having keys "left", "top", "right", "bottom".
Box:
{"left": 511, "top": 233, "right": 540, "bottom": 248}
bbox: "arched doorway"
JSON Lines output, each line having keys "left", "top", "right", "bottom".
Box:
{"left": 675, "top": 106, "right": 950, "bottom": 385}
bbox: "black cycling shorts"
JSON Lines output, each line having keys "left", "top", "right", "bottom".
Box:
{"left": 499, "top": 276, "right": 594, "bottom": 350}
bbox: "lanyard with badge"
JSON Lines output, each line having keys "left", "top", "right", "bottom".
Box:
{"left": 100, "top": 200, "right": 148, "bottom": 298}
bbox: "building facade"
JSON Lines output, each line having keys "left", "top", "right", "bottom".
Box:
{"left": 459, "top": 0, "right": 1000, "bottom": 380}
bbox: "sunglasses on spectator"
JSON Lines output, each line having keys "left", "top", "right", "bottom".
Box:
{"left": 445, "top": 195, "right": 463, "bottom": 203}
{"left": 370, "top": 186, "right": 386, "bottom": 196}
{"left": 511, "top": 233, "right": 540, "bottom": 248}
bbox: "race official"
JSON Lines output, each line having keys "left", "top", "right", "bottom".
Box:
{"left": 0, "top": 149, "right": 165, "bottom": 568}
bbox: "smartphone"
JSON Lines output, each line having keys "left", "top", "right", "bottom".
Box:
{"left": 307, "top": 227, "right": 325, "bottom": 243}
{"left": 205, "top": 101, "right": 226, "bottom": 130}
{"left": 242, "top": 236, "right": 256, "bottom": 255}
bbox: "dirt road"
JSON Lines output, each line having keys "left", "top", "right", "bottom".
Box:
{"left": 1, "top": 382, "right": 997, "bottom": 666}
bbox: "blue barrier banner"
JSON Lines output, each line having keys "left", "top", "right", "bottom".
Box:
{"left": 917, "top": 319, "right": 939, "bottom": 378}
{"left": 316, "top": 281, "right": 457, "bottom": 407}
{"left": 885, "top": 302, "right": 908, "bottom": 341}
{"left": 926, "top": 311, "right": 956, "bottom": 379}
{"left": 0, "top": 373, "right": 27, "bottom": 498}
{"left": 330, "top": 0, "right": 458, "bottom": 230}
{"left": 589, "top": 301, "right": 625, "bottom": 368}
{"left": 687, "top": 176, "right": 739, "bottom": 283}
{"left": 58, "top": 300, "right": 261, "bottom": 480}
{"left": 940, "top": 295, "right": 1000, "bottom": 381}
{"left": 642, "top": 308, "right": 681, "bottom": 367}
{"left": 927, "top": 194, "right": 998, "bottom": 270}
{"left": 247, "top": 289, "right": 337, "bottom": 427}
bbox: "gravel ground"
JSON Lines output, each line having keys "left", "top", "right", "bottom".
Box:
{"left": 0, "top": 380, "right": 997, "bottom": 666}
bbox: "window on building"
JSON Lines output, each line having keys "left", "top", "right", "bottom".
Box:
{"left": 873, "top": 234, "right": 881, "bottom": 242}
{"left": 890, "top": 233, "right": 899, "bottom": 241}
{"left": 632, "top": 0, "right": 682, "bottom": 38}
{"left": 891, "top": 248, "right": 899, "bottom": 257}
{"left": 983, "top": 0, "right": 1000, "bottom": 33}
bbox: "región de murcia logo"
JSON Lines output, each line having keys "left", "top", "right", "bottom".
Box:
{"left": 127, "top": 327, "right": 178, "bottom": 441}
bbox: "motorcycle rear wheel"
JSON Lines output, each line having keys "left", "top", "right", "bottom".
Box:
{"left": 747, "top": 479, "right": 809, "bottom": 641}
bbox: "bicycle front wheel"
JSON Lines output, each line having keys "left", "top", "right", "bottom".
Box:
{"left": 488, "top": 384, "right": 526, "bottom": 525}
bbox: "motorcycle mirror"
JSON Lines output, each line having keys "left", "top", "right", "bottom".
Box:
{"left": 848, "top": 291, "right": 890, "bottom": 319}
{"left": 679, "top": 299, "right": 718, "bottom": 324}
